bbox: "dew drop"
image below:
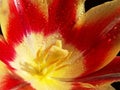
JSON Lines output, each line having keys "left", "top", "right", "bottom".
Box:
{"left": 74, "top": 3, "right": 77, "bottom": 7}
{"left": 114, "top": 26, "right": 118, "bottom": 30}
{"left": 108, "top": 38, "right": 112, "bottom": 42}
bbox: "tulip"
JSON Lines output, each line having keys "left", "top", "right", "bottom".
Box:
{"left": 0, "top": 0, "right": 120, "bottom": 90}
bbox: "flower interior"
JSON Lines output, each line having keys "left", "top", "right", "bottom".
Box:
{"left": 10, "top": 33, "right": 84, "bottom": 89}
{"left": 0, "top": 0, "right": 120, "bottom": 90}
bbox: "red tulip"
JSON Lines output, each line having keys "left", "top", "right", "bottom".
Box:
{"left": 0, "top": 0, "right": 120, "bottom": 90}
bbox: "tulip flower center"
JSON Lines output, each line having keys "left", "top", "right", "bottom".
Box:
{"left": 10, "top": 33, "right": 84, "bottom": 89}
{"left": 11, "top": 35, "right": 77, "bottom": 89}
{"left": 20, "top": 40, "right": 71, "bottom": 79}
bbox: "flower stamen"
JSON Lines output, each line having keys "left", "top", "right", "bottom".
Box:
{"left": 19, "top": 40, "right": 72, "bottom": 80}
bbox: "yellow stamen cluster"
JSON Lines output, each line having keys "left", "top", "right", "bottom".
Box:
{"left": 20, "top": 40, "right": 72, "bottom": 79}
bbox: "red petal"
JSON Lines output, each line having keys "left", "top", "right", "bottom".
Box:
{"left": 72, "top": 56, "right": 120, "bottom": 90}
{"left": 72, "top": 82, "right": 115, "bottom": 90}
{"left": 72, "top": 82, "right": 96, "bottom": 90}
{"left": 0, "top": 61, "right": 24, "bottom": 90}
{"left": 0, "top": 0, "right": 47, "bottom": 45}
{"left": 0, "top": 37, "right": 15, "bottom": 64}
{"left": 64, "top": 0, "right": 120, "bottom": 76}
{"left": 1, "top": 74, "right": 22, "bottom": 90}
{"left": 48, "top": 0, "right": 85, "bottom": 34}
{"left": 76, "top": 56, "right": 120, "bottom": 86}
{"left": 1, "top": 74, "right": 34, "bottom": 90}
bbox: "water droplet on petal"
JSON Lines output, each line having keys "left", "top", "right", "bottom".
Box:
{"left": 114, "top": 26, "right": 118, "bottom": 30}
{"left": 108, "top": 38, "right": 112, "bottom": 42}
